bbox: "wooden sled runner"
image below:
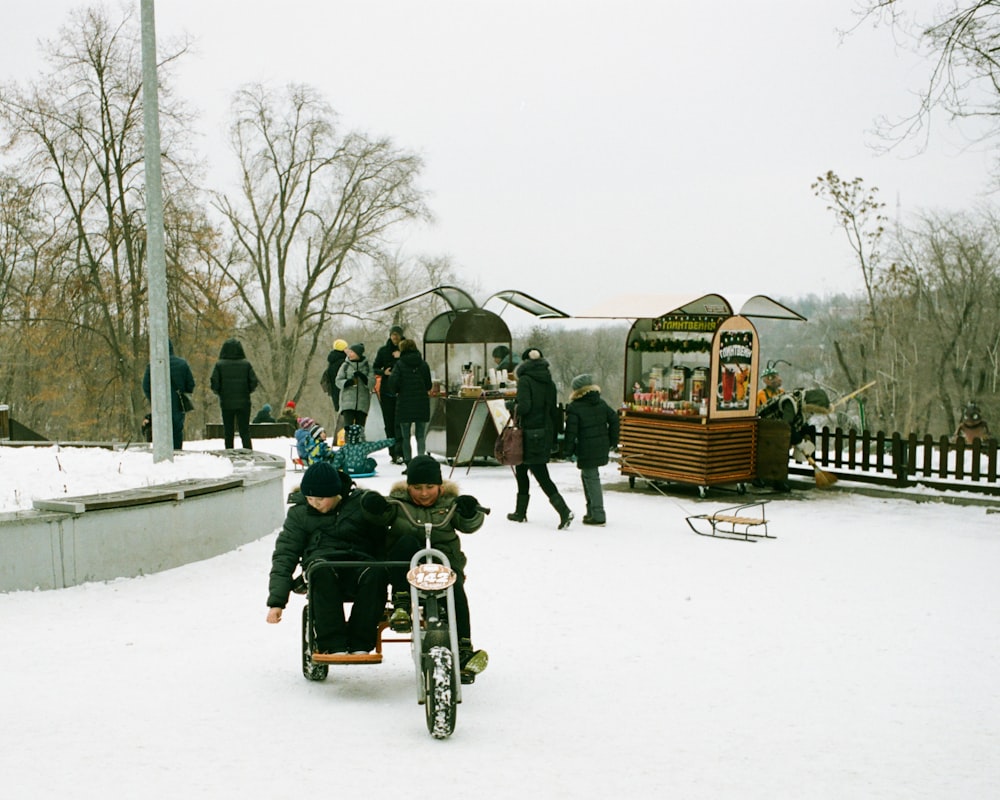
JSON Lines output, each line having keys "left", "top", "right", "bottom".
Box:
{"left": 686, "top": 499, "right": 772, "bottom": 542}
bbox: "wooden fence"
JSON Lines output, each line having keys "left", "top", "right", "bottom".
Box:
{"left": 795, "top": 427, "right": 999, "bottom": 495}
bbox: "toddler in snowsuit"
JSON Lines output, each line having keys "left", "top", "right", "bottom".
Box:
{"left": 331, "top": 423, "right": 395, "bottom": 476}
{"left": 563, "top": 374, "right": 619, "bottom": 526}
{"left": 295, "top": 418, "right": 336, "bottom": 466}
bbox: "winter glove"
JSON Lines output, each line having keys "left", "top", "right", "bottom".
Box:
{"left": 454, "top": 495, "right": 479, "bottom": 518}
{"left": 360, "top": 491, "right": 388, "bottom": 516}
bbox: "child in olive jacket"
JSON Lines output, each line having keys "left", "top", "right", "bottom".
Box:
{"left": 361, "top": 455, "right": 489, "bottom": 683}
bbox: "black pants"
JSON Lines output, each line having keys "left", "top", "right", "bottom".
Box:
{"left": 221, "top": 406, "right": 252, "bottom": 449}
{"left": 381, "top": 394, "right": 402, "bottom": 459}
{"left": 308, "top": 564, "right": 388, "bottom": 653}
{"left": 514, "top": 462, "right": 559, "bottom": 498}
{"left": 386, "top": 534, "right": 471, "bottom": 640}
{"left": 342, "top": 409, "right": 368, "bottom": 427}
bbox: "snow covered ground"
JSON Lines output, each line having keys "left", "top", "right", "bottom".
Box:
{"left": 1, "top": 436, "right": 998, "bottom": 798}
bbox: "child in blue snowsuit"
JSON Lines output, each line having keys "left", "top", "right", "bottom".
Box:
{"left": 295, "top": 418, "right": 336, "bottom": 466}
{"left": 331, "top": 423, "right": 395, "bottom": 475}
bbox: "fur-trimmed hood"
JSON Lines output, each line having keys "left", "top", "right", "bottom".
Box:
{"left": 570, "top": 383, "right": 601, "bottom": 402}
{"left": 389, "top": 479, "right": 460, "bottom": 497}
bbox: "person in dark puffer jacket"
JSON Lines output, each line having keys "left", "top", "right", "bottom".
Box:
{"left": 563, "top": 374, "right": 620, "bottom": 526}
{"left": 506, "top": 347, "right": 574, "bottom": 529}
{"left": 210, "top": 337, "right": 259, "bottom": 450}
{"left": 387, "top": 338, "right": 432, "bottom": 464}
{"left": 265, "top": 462, "right": 389, "bottom": 654}
{"left": 373, "top": 326, "right": 405, "bottom": 463}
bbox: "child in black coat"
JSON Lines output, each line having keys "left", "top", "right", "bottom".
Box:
{"left": 562, "top": 374, "right": 620, "bottom": 526}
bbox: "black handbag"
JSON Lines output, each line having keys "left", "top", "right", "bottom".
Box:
{"left": 177, "top": 390, "right": 195, "bottom": 413}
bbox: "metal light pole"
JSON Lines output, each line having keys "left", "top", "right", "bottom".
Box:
{"left": 140, "top": 0, "right": 173, "bottom": 462}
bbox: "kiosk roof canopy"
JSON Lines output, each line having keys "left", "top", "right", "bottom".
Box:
{"left": 368, "top": 285, "right": 569, "bottom": 318}
{"left": 573, "top": 292, "right": 806, "bottom": 321}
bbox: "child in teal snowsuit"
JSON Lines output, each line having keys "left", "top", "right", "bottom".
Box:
{"left": 332, "top": 423, "right": 395, "bottom": 475}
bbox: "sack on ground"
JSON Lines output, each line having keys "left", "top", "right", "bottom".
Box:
{"left": 494, "top": 420, "right": 523, "bottom": 466}
{"left": 177, "top": 390, "right": 195, "bottom": 412}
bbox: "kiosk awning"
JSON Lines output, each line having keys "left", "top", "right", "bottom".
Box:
{"left": 368, "top": 286, "right": 569, "bottom": 318}
{"left": 368, "top": 285, "right": 478, "bottom": 314}
{"left": 572, "top": 292, "right": 806, "bottom": 321}
{"left": 484, "top": 290, "right": 569, "bottom": 319}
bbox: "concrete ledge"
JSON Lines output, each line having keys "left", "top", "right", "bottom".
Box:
{"left": 0, "top": 450, "right": 286, "bottom": 592}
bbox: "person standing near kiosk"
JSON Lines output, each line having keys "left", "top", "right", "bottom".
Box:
{"left": 374, "top": 325, "right": 405, "bottom": 464}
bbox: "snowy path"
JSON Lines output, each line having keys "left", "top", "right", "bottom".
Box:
{"left": 1, "top": 442, "right": 998, "bottom": 798}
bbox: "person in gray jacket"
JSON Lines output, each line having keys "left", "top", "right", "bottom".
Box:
{"left": 335, "top": 343, "right": 373, "bottom": 427}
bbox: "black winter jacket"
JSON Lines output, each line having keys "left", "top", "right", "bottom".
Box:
{"left": 266, "top": 487, "right": 387, "bottom": 609}
{"left": 512, "top": 356, "right": 561, "bottom": 465}
{"left": 388, "top": 349, "right": 432, "bottom": 423}
{"left": 142, "top": 340, "right": 196, "bottom": 413}
{"left": 325, "top": 350, "right": 347, "bottom": 407}
{"left": 563, "top": 385, "right": 620, "bottom": 469}
{"left": 373, "top": 338, "right": 400, "bottom": 398}
{"left": 210, "top": 339, "right": 259, "bottom": 411}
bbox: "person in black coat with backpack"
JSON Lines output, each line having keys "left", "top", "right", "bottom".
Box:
{"left": 563, "top": 374, "right": 620, "bottom": 526}
{"left": 387, "top": 338, "right": 432, "bottom": 464}
{"left": 142, "top": 339, "right": 196, "bottom": 450}
{"left": 506, "top": 347, "right": 574, "bottom": 529}
{"left": 323, "top": 338, "right": 348, "bottom": 429}
{"left": 210, "top": 337, "right": 259, "bottom": 450}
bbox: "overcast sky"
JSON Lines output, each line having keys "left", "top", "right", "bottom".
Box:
{"left": 3, "top": 1, "right": 994, "bottom": 316}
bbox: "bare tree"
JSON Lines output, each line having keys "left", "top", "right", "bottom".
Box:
{"left": 212, "top": 83, "right": 430, "bottom": 407}
{"left": 0, "top": 6, "right": 219, "bottom": 438}
{"left": 811, "top": 171, "right": 891, "bottom": 425}
{"left": 856, "top": 1, "right": 1000, "bottom": 174}
{"left": 886, "top": 208, "right": 1000, "bottom": 432}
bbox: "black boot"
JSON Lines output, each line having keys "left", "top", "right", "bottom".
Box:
{"left": 506, "top": 493, "right": 529, "bottom": 522}
{"left": 550, "top": 493, "right": 574, "bottom": 530}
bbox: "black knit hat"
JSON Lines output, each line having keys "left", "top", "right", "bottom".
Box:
{"left": 390, "top": 325, "right": 404, "bottom": 337}
{"left": 348, "top": 343, "right": 365, "bottom": 357}
{"left": 522, "top": 347, "right": 543, "bottom": 361}
{"left": 300, "top": 461, "right": 342, "bottom": 497}
{"left": 406, "top": 455, "right": 442, "bottom": 485}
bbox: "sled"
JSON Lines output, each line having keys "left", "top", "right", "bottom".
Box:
{"left": 344, "top": 470, "right": 377, "bottom": 479}
{"left": 685, "top": 499, "right": 772, "bottom": 542}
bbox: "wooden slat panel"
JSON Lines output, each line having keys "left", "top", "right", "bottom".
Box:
{"left": 618, "top": 412, "right": 756, "bottom": 485}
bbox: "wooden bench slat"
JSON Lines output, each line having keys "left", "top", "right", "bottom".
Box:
{"left": 311, "top": 652, "right": 383, "bottom": 665}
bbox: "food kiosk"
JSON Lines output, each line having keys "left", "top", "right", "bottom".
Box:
{"left": 578, "top": 293, "right": 806, "bottom": 496}
{"left": 369, "top": 286, "right": 568, "bottom": 464}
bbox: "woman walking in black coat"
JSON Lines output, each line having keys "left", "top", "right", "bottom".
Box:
{"left": 388, "top": 338, "right": 432, "bottom": 464}
{"left": 210, "top": 337, "right": 259, "bottom": 449}
{"left": 506, "top": 347, "right": 574, "bottom": 529}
